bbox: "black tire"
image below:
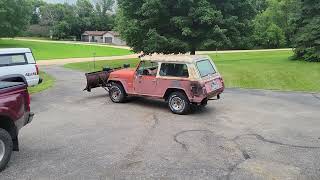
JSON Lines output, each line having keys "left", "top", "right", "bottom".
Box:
{"left": 0, "top": 128, "right": 13, "bottom": 172}
{"left": 109, "top": 83, "right": 126, "bottom": 103}
{"left": 168, "top": 92, "right": 191, "bottom": 115}
{"left": 200, "top": 99, "right": 208, "bottom": 109}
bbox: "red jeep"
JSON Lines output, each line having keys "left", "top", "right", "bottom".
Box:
{"left": 107, "top": 55, "right": 224, "bottom": 114}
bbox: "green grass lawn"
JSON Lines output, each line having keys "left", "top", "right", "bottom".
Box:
{"left": 28, "top": 72, "right": 55, "bottom": 94}
{"left": 64, "top": 50, "right": 320, "bottom": 92}
{"left": 0, "top": 39, "right": 132, "bottom": 60}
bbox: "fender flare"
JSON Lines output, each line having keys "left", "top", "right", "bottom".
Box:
{"left": 0, "top": 74, "right": 27, "bottom": 85}
{"left": 108, "top": 79, "right": 128, "bottom": 93}
{"left": 163, "top": 88, "right": 188, "bottom": 100}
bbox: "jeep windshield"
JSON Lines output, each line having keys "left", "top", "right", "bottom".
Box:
{"left": 196, "top": 59, "right": 216, "bottom": 78}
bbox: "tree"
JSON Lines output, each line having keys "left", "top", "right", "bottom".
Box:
{"left": 252, "top": 0, "right": 300, "bottom": 48}
{"left": 29, "top": 0, "right": 45, "bottom": 24}
{"left": 53, "top": 21, "right": 71, "bottom": 39}
{"left": 76, "top": 0, "right": 94, "bottom": 18}
{"left": 293, "top": 0, "right": 320, "bottom": 62}
{"left": 33, "top": 0, "right": 115, "bottom": 39}
{"left": 0, "top": 0, "right": 32, "bottom": 37}
{"left": 253, "top": 13, "right": 286, "bottom": 48}
{"left": 39, "top": 3, "right": 77, "bottom": 39}
{"left": 92, "top": 0, "right": 115, "bottom": 31}
{"left": 116, "top": 0, "right": 255, "bottom": 55}
{"left": 250, "top": 0, "right": 268, "bottom": 13}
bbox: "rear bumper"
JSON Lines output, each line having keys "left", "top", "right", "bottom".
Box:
{"left": 14, "top": 112, "right": 34, "bottom": 132}
{"left": 26, "top": 112, "right": 34, "bottom": 125}
{"left": 190, "top": 87, "right": 224, "bottom": 104}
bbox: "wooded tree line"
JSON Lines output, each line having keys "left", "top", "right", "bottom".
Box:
{"left": 0, "top": 0, "right": 319, "bottom": 61}
{"left": 11, "top": 0, "right": 115, "bottom": 39}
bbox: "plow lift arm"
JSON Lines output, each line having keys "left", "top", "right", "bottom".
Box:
{"left": 84, "top": 64, "right": 130, "bottom": 92}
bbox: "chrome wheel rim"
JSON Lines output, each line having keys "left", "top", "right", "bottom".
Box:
{"left": 170, "top": 97, "right": 185, "bottom": 112}
{"left": 0, "top": 140, "right": 5, "bottom": 162}
{"left": 111, "top": 87, "right": 121, "bottom": 101}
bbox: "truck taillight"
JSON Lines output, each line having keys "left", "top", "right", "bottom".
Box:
{"left": 35, "top": 64, "right": 39, "bottom": 75}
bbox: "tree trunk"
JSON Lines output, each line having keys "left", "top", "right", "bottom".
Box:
{"left": 190, "top": 48, "right": 196, "bottom": 55}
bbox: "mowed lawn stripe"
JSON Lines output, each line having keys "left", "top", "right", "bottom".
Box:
{"left": 211, "top": 51, "right": 320, "bottom": 92}
{"left": 64, "top": 50, "right": 320, "bottom": 92}
{"left": 0, "top": 39, "right": 132, "bottom": 60}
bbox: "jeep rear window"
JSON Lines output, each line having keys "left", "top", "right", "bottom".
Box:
{"left": 196, "top": 59, "right": 216, "bottom": 77}
{"left": 159, "top": 63, "right": 189, "bottom": 78}
{"left": 0, "top": 54, "right": 27, "bottom": 66}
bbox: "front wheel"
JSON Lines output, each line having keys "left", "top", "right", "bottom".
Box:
{"left": 0, "top": 128, "right": 13, "bottom": 172}
{"left": 168, "top": 92, "right": 190, "bottom": 115}
{"left": 109, "top": 83, "right": 126, "bottom": 103}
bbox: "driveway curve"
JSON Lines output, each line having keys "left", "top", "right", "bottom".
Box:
{"left": 0, "top": 66, "right": 319, "bottom": 180}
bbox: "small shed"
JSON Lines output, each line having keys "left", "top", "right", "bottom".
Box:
{"left": 81, "top": 31, "right": 126, "bottom": 46}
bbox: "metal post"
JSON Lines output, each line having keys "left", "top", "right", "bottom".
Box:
{"left": 93, "top": 52, "right": 96, "bottom": 71}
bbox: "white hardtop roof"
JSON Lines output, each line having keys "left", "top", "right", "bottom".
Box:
{"left": 0, "top": 48, "right": 31, "bottom": 55}
{"left": 140, "top": 54, "right": 211, "bottom": 63}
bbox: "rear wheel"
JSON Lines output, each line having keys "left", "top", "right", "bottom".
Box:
{"left": 168, "top": 92, "right": 190, "bottom": 115}
{"left": 0, "top": 128, "right": 13, "bottom": 172}
{"left": 109, "top": 83, "right": 126, "bottom": 103}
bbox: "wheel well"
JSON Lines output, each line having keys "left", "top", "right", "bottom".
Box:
{"left": 0, "top": 116, "right": 17, "bottom": 140}
{"left": 164, "top": 88, "right": 188, "bottom": 101}
{"left": 2, "top": 77, "right": 27, "bottom": 84}
{"left": 109, "top": 80, "right": 126, "bottom": 93}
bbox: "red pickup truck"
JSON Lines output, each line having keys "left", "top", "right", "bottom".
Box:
{"left": 0, "top": 81, "right": 33, "bottom": 171}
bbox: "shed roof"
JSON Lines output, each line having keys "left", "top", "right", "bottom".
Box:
{"left": 82, "top": 31, "right": 107, "bottom": 36}
{"left": 106, "top": 31, "right": 120, "bottom": 36}
{"left": 82, "top": 31, "right": 121, "bottom": 36}
{"left": 140, "top": 54, "right": 210, "bottom": 63}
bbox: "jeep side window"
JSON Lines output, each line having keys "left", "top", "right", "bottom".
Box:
{"left": 137, "top": 61, "right": 158, "bottom": 76}
{"left": 159, "top": 63, "right": 189, "bottom": 78}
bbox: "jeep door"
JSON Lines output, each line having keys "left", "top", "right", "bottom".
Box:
{"left": 156, "top": 63, "right": 191, "bottom": 96}
{"left": 134, "top": 61, "right": 159, "bottom": 96}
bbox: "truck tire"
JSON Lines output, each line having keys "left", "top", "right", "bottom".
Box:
{"left": 109, "top": 83, "right": 126, "bottom": 103}
{"left": 0, "top": 128, "right": 13, "bottom": 172}
{"left": 168, "top": 92, "right": 190, "bottom": 115}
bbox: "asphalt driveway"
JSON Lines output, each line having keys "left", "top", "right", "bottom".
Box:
{"left": 1, "top": 66, "right": 320, "bottom": 180}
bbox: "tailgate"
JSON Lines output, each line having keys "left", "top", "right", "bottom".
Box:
{"left": 204, "top": 77, "right": 224, "bottom": 94}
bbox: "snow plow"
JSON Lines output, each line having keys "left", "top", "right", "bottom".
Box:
{"left": 84, "top": 65, "right": 129, "bottom": 92}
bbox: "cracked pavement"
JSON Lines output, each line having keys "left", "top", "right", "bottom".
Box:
{"left": 1, "top": 66, "right": 320, "bottom": 180}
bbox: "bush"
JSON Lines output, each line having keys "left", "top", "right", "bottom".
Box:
{"left": 23, "top": 24, "right": 50, "bottom": 37}
{"left": 292, "top": 0, "right": 320, "bottom": 62}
